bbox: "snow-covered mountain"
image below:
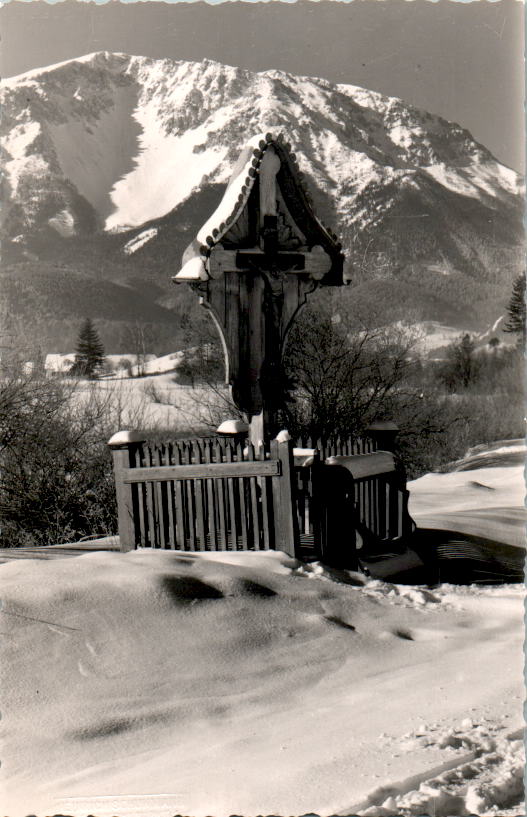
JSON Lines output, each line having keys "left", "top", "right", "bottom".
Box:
{"left": 1, "top": 52, "right": 524, "bottom": 350}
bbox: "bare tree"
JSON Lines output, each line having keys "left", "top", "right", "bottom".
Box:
{"left": 438, "top": 333, "right": 480, "bottom": 392}
{"left": 121, "top": 321, "right": 154, "bottom": 377}
{"left": 281, "top": 302, "right": 422, "bottom": 442}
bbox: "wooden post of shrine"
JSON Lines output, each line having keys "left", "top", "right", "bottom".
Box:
{"left": 173, "top": 132, "right": 347, "bottom": 446}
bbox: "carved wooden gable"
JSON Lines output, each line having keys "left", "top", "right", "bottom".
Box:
{"left": 175, "top": 132, "right": 344, "bottom": 284}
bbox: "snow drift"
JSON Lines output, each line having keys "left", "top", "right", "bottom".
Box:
{"left": 1, "top": 546, "right": 523, "bottom": 816}
{"left": 409, "top": 439, "right": 526, "bottom": 549}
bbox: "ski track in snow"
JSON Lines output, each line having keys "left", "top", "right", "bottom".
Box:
{"left": 345, "top": 721, "right": 524, "bottom": 816}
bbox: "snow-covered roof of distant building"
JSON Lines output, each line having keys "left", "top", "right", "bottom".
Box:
{"left": 44, "top": 353, "right": 76, "bottom": 372}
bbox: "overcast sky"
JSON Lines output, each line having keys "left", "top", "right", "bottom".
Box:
{"left": 1, "top": 0, "right": 524, "bottom": 172}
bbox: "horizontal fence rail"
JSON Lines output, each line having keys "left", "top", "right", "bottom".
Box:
{"left": 122, "top": 460, "right": 281, "bottom": 483}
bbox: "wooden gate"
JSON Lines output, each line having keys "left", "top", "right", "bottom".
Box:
{"left": 291, "top": 436, "right": 415, "bottom": 568}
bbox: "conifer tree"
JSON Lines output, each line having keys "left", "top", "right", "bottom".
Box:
{"left": 71, "top": 318, "right": 105, "bottom": 378}
{"left": 503, "top": 274, "right": 526, "bottom": 343}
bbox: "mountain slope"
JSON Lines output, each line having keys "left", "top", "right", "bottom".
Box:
{"left": 1, "top": 52, "right": 523, "bottom": 352}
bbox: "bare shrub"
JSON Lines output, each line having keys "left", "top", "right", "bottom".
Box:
{"left": 141, "top": 380, "right": 168, "bottom": 405}
{"left": 399, "top": 346, "right": 525, "bottom": 477}
{"left": 158, "top": 382, "right": 242, "bottom": 435}
{"left": 0, "top": 364, "right": 157, "bottom": 547}
{"left": 281, "top": 302, "right": 423, "bottom": 441}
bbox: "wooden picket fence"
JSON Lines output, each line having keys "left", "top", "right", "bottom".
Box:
{"left": 109, "top": 434, "right": 296, "bottom": 556}
{"left": 294, "top": 436, "right": 376, "bottom": 459}
{"left": 109, "top": 430, "right": 414, "bottom": 566}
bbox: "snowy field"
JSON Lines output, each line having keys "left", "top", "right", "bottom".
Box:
{"left": 74, "top": 374, "right": 229, "bottom": 432}
{"left": 1, "top": 442, "right": 524, "bottom": 817}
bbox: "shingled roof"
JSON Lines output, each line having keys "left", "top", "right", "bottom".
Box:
{"left": 174, "top": 132, "right": 345, "bottom": 284}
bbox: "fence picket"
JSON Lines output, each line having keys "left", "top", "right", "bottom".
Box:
{"left": 246, "top": 443, "right": 261, "bottom": 550}
{"left": 372, "top": 478, "right": 379, "bottom": 537}
{"left": 372, "top": 479, "right": 377, "bottom": 533}
{"left": 362, "top": 481, "right": 368, "bottom": 527}
{"left": 204, "top": 441, "right": 217, "bottom": 550}
{"left": 193, "top": 440, "right": 206, "bottom": 550}
{"left": 214, "top": 441, "right": 228, "bottom": 550}
{"left": 258, "top": 443, "right": 272, "bottom": 549}
{"left": 133, "top": 446, "right": 146, "bottom": 546}
{"left": 172, "top": 443, "right": 186, "bottom": 549}
{"left": 225, "top": 444, "right": 239, "bottom": 550}
{"left": 154, "top": 444, "right": 168, "bottom": 547}
{"left": 398, "top": 489, "right": 403, "bottom": 538}
{"left": 236, "top": 441, "right": 249, "bottom": 550}
{"left": 180, "top": 443, "right": 195, "bottom": 551}
{"left": 365, "top": 478, "right": 371, "bottom": 532}
{"left": 144, "top": 444, "right": 157, "bottom": 547}
{"left": 296, "top": 470, "right": 307, "bottom": 536}
{"left": 164, "top": 444, "right": 175, "bottom": 549}
{"left": 308, "top": 452, "right": 322, "bottom": 551}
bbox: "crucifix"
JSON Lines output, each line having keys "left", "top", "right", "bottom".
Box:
{"left": 174, "top": 132, "right": 346, "bottom": 446}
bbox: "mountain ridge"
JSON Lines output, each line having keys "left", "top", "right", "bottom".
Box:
{"left": 1, "top": 52, "right": 524, "bottom": 353}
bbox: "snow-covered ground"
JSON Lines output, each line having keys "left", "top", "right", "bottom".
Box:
{"left": 409, "top": 439, "right": 526, "bottom": 548}
{"left": 1, "top": 441, "right": 524, "bottom": 816}
{"left": 73, "top": 373, "right": 229, "bottom": 432}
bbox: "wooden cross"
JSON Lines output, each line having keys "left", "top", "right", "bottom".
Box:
{"left": 174, "top": 135, "right": 345, "bottom": 446}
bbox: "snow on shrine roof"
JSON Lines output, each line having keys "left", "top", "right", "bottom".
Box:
{"left": 175, "top": 132, "right": 344, "bottom": 283}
